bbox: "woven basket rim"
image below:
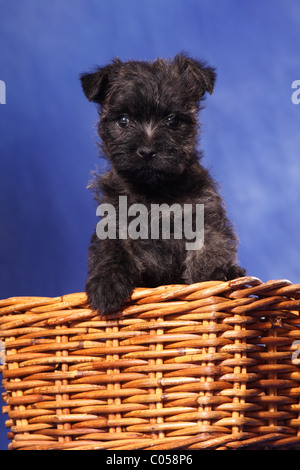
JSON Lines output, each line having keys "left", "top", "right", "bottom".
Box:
{"left": 1, "top": 276, "right": 300, "bottom": 450}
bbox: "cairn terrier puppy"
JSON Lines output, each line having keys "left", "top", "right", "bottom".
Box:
{"left": 81, "top": 53, "right": 245, "bottom": 314}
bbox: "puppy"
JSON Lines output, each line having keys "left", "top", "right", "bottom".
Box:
{"left": 81, "top": 53, "right": 245, "bottom": 314}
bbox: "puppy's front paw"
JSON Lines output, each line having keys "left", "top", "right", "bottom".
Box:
{"left": 211, "top": 264, "right": 246, "bottom": 281}
{"left": 228, "top": 265, "right": 247, "bottom": 279}
{"left": 86, "top": 273, "right": 134, "bottom": 315}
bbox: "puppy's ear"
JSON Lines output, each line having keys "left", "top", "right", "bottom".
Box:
{"left": 174, "top": 52, "right": 216, "bottom": 98}
{"left": 80, "top": 58, "right": 122, "bottom": 104}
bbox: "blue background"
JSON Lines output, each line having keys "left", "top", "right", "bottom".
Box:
{"left": 0, "top": 0, "right": 300, "bottom": 449}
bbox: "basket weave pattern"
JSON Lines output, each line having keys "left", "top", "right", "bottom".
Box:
{"left": 1, "top": 276, "right": 300, "bottom": 450}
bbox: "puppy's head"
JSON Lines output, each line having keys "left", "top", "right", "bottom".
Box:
{"left": 81, "top": 53, "right": 216, "bottom": 186}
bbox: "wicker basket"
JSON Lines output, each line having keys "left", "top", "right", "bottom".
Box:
{"left": 1, "top": 276, "right": 300, "bottom": 450}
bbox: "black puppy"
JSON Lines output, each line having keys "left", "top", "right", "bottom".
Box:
{"left": 81, "top": 53, "right": 245, "bottom": 314}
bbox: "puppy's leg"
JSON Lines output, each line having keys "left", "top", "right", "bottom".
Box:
{"left": 183, "top": 228, "right": 246, "bottom": 283}
{"left": 86, "top": 235, "right": 137, "bottom": 314}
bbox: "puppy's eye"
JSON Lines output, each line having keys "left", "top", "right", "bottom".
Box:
{"left": 167, "top": 115, "right": 181, "bottom": 128}
{"left": 117, "top": 115, "right": 130, "bottom": 128}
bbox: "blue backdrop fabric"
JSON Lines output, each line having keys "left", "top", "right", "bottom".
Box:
{"left": 0, "top": 0, "right": 299, "bottom": 449}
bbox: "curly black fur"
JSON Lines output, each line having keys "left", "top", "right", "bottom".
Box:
{"left": 81, "top": 53, "right": 245, "bottom": 314}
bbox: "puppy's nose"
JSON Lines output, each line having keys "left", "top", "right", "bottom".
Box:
{"left": 137, "top": 147, "right": 156, "bottom": 159}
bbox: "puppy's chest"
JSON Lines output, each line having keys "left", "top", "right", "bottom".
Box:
{"left": 128, "top": 235, "right": 186, "bottom": 283}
